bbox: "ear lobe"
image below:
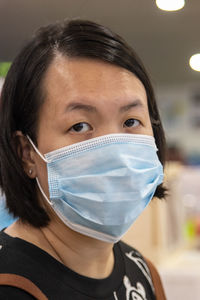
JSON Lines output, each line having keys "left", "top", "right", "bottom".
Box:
{"left": 14, "top": 131, "right": 36, "bottom": 177}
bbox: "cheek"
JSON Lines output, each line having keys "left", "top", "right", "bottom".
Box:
{"left": 142, "top": 127, "right": 154, "bottom": 137}
{"left": 146, "top": 112, "right": 154, "bottom": 136}
{"left": 148, "top": 123, "right": 154, "bottom": 136}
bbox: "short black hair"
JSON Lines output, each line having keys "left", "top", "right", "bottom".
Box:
{"left": 0, "top": 19, "right": 167, "bottom": 227}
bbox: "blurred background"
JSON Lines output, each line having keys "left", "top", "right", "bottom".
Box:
{"left": 0, "top": 1, "right": 200, "bottom": 299}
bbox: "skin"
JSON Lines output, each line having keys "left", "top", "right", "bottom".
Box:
{"left": 6, "top": 56, "right": 153, "bottom": 279}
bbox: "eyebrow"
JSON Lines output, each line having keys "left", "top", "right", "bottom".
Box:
{"left": 65, "top": 99, "right": 145, "bottom": 113}
{"left": 66, "top": 102, "right": 97, "bottom": 113}
{"left": 119, "top": 99, "right": 145, "bottom": 112}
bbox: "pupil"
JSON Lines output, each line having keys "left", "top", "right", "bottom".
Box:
{"left": 125, "top": 119, "right": 135, "bottom": 127}
{"left": 73, "top": 123, "right": 83, "bottom": 132}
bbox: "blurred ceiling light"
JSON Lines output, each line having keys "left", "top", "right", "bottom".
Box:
{"left": 189, "top": 54, "right": 200, "bottom": 72}
{"left": 156, "top": 0, "right": 185, "bottom": 11}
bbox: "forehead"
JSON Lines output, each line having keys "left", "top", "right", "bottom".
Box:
{"left": 42, "top": 55, "right": 148, "bottom": 109}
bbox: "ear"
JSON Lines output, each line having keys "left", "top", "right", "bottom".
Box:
{"left": 14, "top": 131, "right": 37, "bottom": 178}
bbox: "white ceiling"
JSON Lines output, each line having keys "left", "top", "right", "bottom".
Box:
{"left": 0, "top": 0, "right": 200, "bottom": 85}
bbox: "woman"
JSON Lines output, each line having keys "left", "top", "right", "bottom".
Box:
{"left": 0, "top": 20, "right": 166, "bottom": 299}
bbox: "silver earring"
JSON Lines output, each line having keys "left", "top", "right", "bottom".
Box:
{"left": 29, "top": 169, "right": 32, "bottom": 175}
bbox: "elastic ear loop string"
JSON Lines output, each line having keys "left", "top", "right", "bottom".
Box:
{"left": 26, "top": 135, "right": 53, "bottom": 206}
{"left": 26, "top": 135, "right": 48, "bottom": 163}
{"left": 36, "top": 177, "right": 53, "bottom": 206}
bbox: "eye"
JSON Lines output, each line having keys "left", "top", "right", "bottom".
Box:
{"left": 69, "top": 122, "right": 92, "bottom": 133}
{"left": 124, "top": 118, "right": 140, "bottom": 128}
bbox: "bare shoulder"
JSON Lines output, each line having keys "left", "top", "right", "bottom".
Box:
{"left": 4, "top": 220, "right": 45, "bottom": 249}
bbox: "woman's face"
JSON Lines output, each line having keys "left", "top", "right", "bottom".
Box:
{"left": 33, "top": 56, "right": 153, "bottom": 201}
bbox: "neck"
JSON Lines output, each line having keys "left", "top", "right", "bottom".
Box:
{"left": 5, "top": 219, "right": 115, "bottom": 279}
{"left": 40, "top": 222, "right": 115, "bottom": 279}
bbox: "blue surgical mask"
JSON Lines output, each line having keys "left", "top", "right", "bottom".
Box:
{"left": 27, "top": 134, "right": 163, "bottom": 243}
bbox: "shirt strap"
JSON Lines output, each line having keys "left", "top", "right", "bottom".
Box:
{"left": 144, "top": 258, "right": 167, "bottom": 300}
{"left": 0, "top": 273, "right": 48, "bottom": 300}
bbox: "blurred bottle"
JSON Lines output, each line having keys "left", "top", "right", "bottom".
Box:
{"left": 181, "top": 168, "right": 200, "bottom": 246}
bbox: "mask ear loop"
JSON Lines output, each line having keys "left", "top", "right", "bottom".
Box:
{"left": 26, "top": 135, "right": 53, "bottom": 206}
{"left": 36, "top": 178, "right": 53, "bottom": 206}
{"left": 26, "top": 135, "right": 48, "bottom": 163}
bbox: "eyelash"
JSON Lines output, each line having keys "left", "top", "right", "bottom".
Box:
{"left": 69, "top": 118, "right": 141, "bottom": 133}
{"left": 123, "top": 118, "right": 140, "bottom": 128}
{"left": 69, "top": 122, "right": 92, "bottom": 133}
